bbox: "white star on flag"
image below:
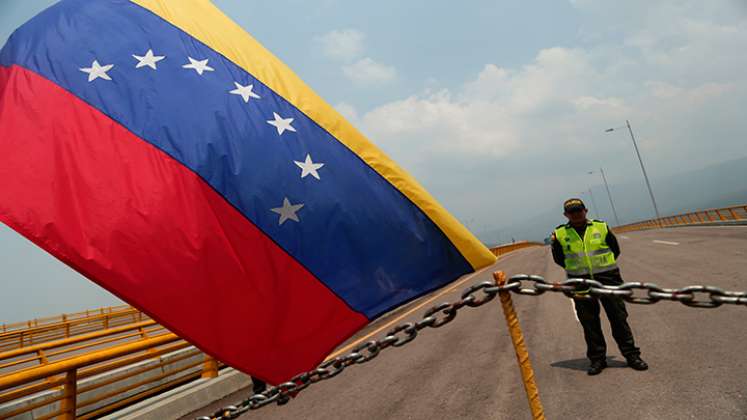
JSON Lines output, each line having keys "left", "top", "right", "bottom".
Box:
{"left": 271, "top": 198, "right": 304, "bottom": 225}
{"left": 79, "top": 60, "right": 114, "bottom": 82}
{"left": 294, "top": 154, "right": 325, "bottom": 180}
{"left": 182, "top": 57, "right": 214, "bottom": 75}
{"left": 267, "top": 112, "right": 297, "bottom": 135}
{"left": 133, "top": 49, "right": 165, "bottom": 70}
{"left": 229, "top": 82, "right": 261, "bottom": 103}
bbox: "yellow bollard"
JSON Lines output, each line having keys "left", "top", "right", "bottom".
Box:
{"left": 494, "top": 271, "right": 545, "bottom": 420}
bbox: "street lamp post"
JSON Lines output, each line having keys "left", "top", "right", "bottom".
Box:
{"left": 588, "top": 188, "right": 599, "bottom": 219}
{"left": 583, "top": 188, "right": 600, "bottom": 219}
{"left": 588, "top": 168, "right": 621, "bottom": 226}
{"left": 605, "top": 120, "right": 661, "bottom": 223}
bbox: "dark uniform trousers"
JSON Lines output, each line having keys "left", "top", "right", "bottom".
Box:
{"left": 573, "top": 270, "right": 640, "bottom": 362}
{"left": 252, "top": 377, "right": 267, "bottom": 394}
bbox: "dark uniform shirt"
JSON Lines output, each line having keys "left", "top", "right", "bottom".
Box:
{"left": 551, "top": 219, "right": 623, "bottom": 284}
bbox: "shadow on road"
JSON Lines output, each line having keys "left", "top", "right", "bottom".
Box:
{"left": 550, "top": 357, "right": 627, "bottom": 371}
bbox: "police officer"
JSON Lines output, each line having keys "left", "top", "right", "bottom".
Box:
{"left": 551, "top": 198, "right": 648, "bottom": 375}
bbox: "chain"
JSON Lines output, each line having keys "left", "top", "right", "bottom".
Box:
{"left": 507, "top": 275, "right": 747, "bottom": 307}
{"left": 199, "top": 274, "right": 746, "bottom": 419}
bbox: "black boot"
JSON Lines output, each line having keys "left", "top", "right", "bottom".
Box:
{"left": 587, "top": 359, "right": 607, "bottom": 375}
{"left": 626, "top": 355, "right": 648, "bottom": 371}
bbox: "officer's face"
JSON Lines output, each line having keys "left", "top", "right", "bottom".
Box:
{"left": 564, "top": 208, "right": 587, "bottom": 225}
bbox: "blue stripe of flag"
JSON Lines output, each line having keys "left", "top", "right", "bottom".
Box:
{"left": 0, "top": 0, "right": 472, "bottom": 318}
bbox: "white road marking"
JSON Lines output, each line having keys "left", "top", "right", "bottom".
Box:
{"left": 619, "top": 235, "right": 630, "bottom": 240}
{"left": 653, "top": 240, "right": 680, "bottom": 245}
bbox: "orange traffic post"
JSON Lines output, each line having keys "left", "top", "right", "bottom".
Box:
{"left": 493, "top": 271, "right": 545, "bottom": 420}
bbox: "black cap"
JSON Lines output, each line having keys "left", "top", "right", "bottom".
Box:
{"left": 563, "top": 198, "right": 586, "bottom": 212}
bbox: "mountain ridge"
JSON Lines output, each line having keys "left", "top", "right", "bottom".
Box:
{"left": 479, "top": 156, "right": 747, "bottom": 244}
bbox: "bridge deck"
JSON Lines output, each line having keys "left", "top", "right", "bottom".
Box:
{"left": 186, "top": 226, "right": 747, "bottom": 420}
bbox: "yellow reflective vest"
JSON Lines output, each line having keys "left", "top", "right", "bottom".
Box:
{"left": 554, "top": 220, "right": 617, "bottom": 277}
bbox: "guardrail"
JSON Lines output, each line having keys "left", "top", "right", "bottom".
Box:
{"left": 0, "top": 321, "right": 165, "bottom": 374}
{"left": 0, "top": 307, "right": 148, "bottom": 353}
{"left": 489, "top": 241, "right": 544, "bottom": 257}
{"left": 614, "top": 204, "right": 747, "bottom": 233}
{"left": 1, "top": 305, "right": 131, "bottom": 333}
{"left": 0, "top": 324, "right": 220, "bottom": 419}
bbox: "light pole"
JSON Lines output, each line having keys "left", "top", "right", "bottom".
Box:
{"left": 588, "top": 168, "right": 621, "bottom": 226}
{"left": 588, "top": 188, "right": 599, "bottom": 219}
{"left": 605, "top": 120, "right": 661, "bottom": 222}
{"left": 582, "top": 189, "right": 599, "bottom": 219}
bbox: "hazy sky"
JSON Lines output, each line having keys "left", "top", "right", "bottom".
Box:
{"left": 1, "top": 0, "right": 746, "bottom": 322}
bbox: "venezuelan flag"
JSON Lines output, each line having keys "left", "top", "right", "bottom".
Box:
{"left": 0, "top": 0, "right": 495, "bottom": 383}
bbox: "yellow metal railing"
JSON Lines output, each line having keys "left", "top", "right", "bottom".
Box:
{"left": 1, "top": 305, "right": 131, "bottom": 333}
{"left": 614, "top": 204, "right": 747, "bottom": 233}
{"left": 0, "top": 306, "right": 148, "bottom": 353}
{"left": 0, "top": 308, "right": 225, "bottom": 419}
{"left": 0, "top": 324, "right": 220, "bottom": 419}
{"left": 0, "top": 333, "right": 182, "bottom": 419}
{"left": 489, "top": 241, "right": 544, "bottom": 257}
{"left": 0, "top": 320, "right": 165, "bottom": 374}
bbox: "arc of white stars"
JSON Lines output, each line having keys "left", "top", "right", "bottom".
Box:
{"left": 182, "top": 57, "right": 214, "bottom": 75}
{"left": 229, "top": 82, "right": 261, "bottom": 103}
{"left": 133, "top": 49, "right": 165, "bottom": 70}
{"left": 294, "top": 154, "right": 325, "bottom": 180}
{"left": 267, "top": 112, "right": 296, "bottom": 135}
{"left": 80, "top": 60, "right": 114, "bottom": 82}
{"left": 271, "top": 198, "right": 304, "bottom": 225}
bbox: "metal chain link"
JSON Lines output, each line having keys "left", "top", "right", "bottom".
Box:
{"left": 505, "top": 275, "right": 747, "bottom": 308}
{"left": 199, "top": 274, "right": 746, "bottom": 419}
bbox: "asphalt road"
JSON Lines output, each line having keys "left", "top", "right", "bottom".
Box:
{"left": 186, "top": 226, "right": 747, "bottom": 420}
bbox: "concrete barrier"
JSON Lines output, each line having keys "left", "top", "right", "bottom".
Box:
{"left": 101, "top": 368, "right": 251, "bottom": 420}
